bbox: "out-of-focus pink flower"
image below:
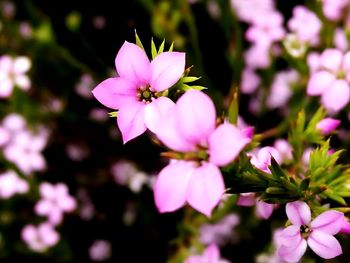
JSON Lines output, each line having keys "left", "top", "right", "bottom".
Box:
{"left": 244, "top": 43, "right": 271, "bottom": 69}
{"left": 199, "top": 214, "right": 240, "bottom": 245}
{"left": 75, "top": 74, "right": 95, "bottom": 99}
{"left": 307, "top": 48, "right": 350, "bottom": 112}
{"left": 273, "top": 139, "right": 293, "bottom": 161}
{"left": 246, "top": 11, "right": 285, "bottom": 46}
{"left": 240, "top": 68, "right": 260, "bottom": 94}
{"left": 89, "top": 240, "right": 112, "bottom": 261}
{"left": 277, "top": 201, "right": 343, "bottom": 262}
{"left": 185, "top": 243, "right": 231, "bottom": 263}
{"left": 154, "top": 90, "right": 251, "bottom": 217}
{"left": 267, "top": 70, "right": 299, "bottom": 109}
{"left": 92, "top": 41, "right": 185, "bottom": 143}
{"left": 316, "top": 118, "right": 341, "bottom": 135}
{"left": 19, "top": 22, "right": 33, "bottom": 39}
{"left": 35, "top": 182, "right": 77, "bottom": 225}
{"left": 237, "top": 193, "right": 275, "bottom": 219}
{"left": 92, "top": 16, "right": 106, "bottom": 30}
{"left": 230, "top": 0, "right": 274, "bottom": 23}
{"left": 0, "top": 170, "right": 29, "bottom": 198}
{"left": 1, "top": 114, "right": 49, "bottom": 175}
{"left": 288, "top": 6, "right": 321, "bottom": 46}
{"left": 21, "top": 223, "right": 60, "bottom": 252}
{"left": 322, "top": 0, "right": 349, "bottom": 21}
{"left": 0, "top": 55, "right": 31, "bottom": 98}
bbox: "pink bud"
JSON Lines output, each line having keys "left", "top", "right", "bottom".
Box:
{"left": 316, "top": 118, "right": 341, "bottom": 135}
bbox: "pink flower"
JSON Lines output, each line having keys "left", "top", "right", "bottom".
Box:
{"left": 322, "top": 0, "right": 349, "bottom": 21}
{"left": 237, "top": 193, "right": 275, "bottom": 219}
{"left": 154, "top": 90, "right": 251, "bottom": 216}
{"left": 21, "top": 223, "right": 60, "bottom": 252}
{"left": 0, "top": 55, "right": 31, "bottom": 98}
{"left": 89, "top": 240, "right": 112, "bottom": 261}
{"left": 307, "top": 48, "right": 350, "bottom": 112}
{"left": 92, "top": 41, "right": 185, "bottom": 143}
{"left": 249, "top": 146, "right": 282, "bottom": 174}
{"left": 240, "top": 68, "right": 260, "bottom": 94}
{"left": 35, "top": 182, "right": 77, "bottom": 225}
{"left": 277, "top": 201, "right": 343, "bottom": 262}
{"left": 287, "top": 6, "right": 321, "bottom": 46}
{"left": 185, "top": 244, "right": 231, "bottom": 263}
{"left": 316, "top": 118, "right": 341, "bottom": 135}
{"left": 0, "top": 170, "right": 29, "bottom": 198}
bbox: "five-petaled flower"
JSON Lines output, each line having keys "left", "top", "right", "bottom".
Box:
{"left": 153, "top": 90, "right": 251, "bottom": 217}
{"left": 277, "top": 201, "right": 344, "bottom": 263}
{"left": 92, "top": 41, "right": 185, "bottom": 143}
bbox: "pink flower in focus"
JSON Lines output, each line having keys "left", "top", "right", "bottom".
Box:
{"left": 307, "top": 48, "right": 350, "bottom": 112}
{"left": 35, "top": 182, "right": 77, "bottom": 225}
{"left": 185, "top": 244, "right": 231, "bottom": 263}
{"left": 277, "top": 201, "right": 343, "bottom": 262}
{"left": 0, "top": 55, "right": 31, "bottom": 98}
{"left": 249, "top": 146, "right": 282, "bottom": 174}
{"left": 316, "top": 118, "right": 341, "bottom": 135}
{"left": 92, "top": 41, "right": 185, "bottom": 143}
{"left": 288, "top": 6, "right": 321, "bottom": 46}
{"left": 154, "top": 90, "right": 251, "bottom": 216}
{"left": 21, "top": 223, "right": 60, "bottom": 252}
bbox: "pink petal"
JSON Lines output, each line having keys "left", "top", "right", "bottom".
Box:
{"left": 150, "top": 51, "right": 185, "bottom": 92}
{"left": 342, "top": 51, "right": 350, "bottom": 81}
{"left": 286, "top": 201, "right": 311, "bottom": 226}
{"left": 35, "top": 200, "right": 53, "bottom": 216}
{"left": 176, "top": 90, "right": 216, "bottom": 146}
{"left": 0, "top": 78, "right": 13, "bottom": 98}
{"left": 40, "top": 182, "right": 55, "bottom": 199}
{"left": 308, "top": 230, "right": 342, "bottom": 259}
{"left": 155, "top": 106, "right": 196, "bottom": 152}
{"left": 117, "top": 102, "right": 147, "bottom": 143}
{"left": 203, "top": 244, "right": 220, "bottom": 260}
{"left": 340, "top": 217, "right": 350, "bottom": 234}
{"left": 319, "top": 48, "right": 343, "bottom": 71}
{"left": 209, "top": 123, "right": 251, "bottom": 167}
{"left": 311, "top": 210, "right": 344, "bottom": 235}
{"left": 13, "top": 56, "right": 31, "bottom": 74}
{"left": 186, "top": 162, "right": 225, "bottom": 217}
{"left": 307, "top": 71, "right": 335, "bottom": 96}
{"left": 279, "top": 225, "right": 302, "bottom": 247}
{"left": 256, "top": 201, "right": 274, "bottom": 219}
{"left": 92, "top": 77, "right": 137, "bottom": 110}
{"left": 237, "top": 193, "right": 255, "bottom": 206}
{"left": 115, "top": 41, "right": 151, "bottom": 85}
{"left": 153, "top": 161, "right": 195, "bottom": 213}
{"left": 321, "top": 79, "right": 350, "bottom": 112}
{"left": 144, "top": 97, "right": 175, "bottom": 134}
{"left": 316, "top": 118, "right": 341, "bottom": 135}
{"left": 278, "top": 239, "right": 307, "bottom": 263}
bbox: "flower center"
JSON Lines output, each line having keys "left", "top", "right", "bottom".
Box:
{"left": 137, "top": 85, "right": 154, "bottom": 103}
{"left": 300, "top": 224, "right": 311, "bottom": 239}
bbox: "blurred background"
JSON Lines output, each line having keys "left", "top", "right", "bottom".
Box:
{"left": 2, "top": 0, "right": 350, "bottom": 263}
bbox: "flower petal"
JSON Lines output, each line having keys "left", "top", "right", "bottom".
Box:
{"left": 321, "top": 79, "right": 350, "bottom": 113}
{"left": 319, "top": 48, "right": 343, "bottom": 72}
{"left": 150, "top": 51, "right": 185, "bottom": 92}
{"left": 307, "top": 70, "right": 335, "bottom": 96}
{"left": 203, "top": 244, "right": 220, "bottom": 260}
{"left": 308, "top": 230, "right": 342, "bottom": 259}
{"left": 153, "top": 160, "right": 195, "bottom": 213}
{"left": 256, "top": 201, "right": 274, "bottom": 219}
{"left": 279, "top": 225, "right": 302, "bottom": 247}
{"left": 176, "top": 90, "right": 216, "bottom": 146}
{"left": 278, "top": 239, "right": 307, "bottom": 263}
{"left": 13, "top": 56, "right": 31, "bottom": 74}
{"left": 311, "top": 210, "right": 344, "bottom": 235}
{"left": 286, "top": 201, "right": 311, "bottom": 226}
{"left": 209, "top": 123, "right": 251, "bottom": 167}
{"left": 155, "top": 106, "right": 196, "bottom": 152}
{"left": 187, "top": 162, "right": 225, "bottom": 217}
{"left": 144, "top": 97, "right": 175, "bottom": 134}
{"left": 92, "top": 77, "right": 137, "bottom": 110}
{"left": 115, "top": 41, "right": 151, "bottom": 85}
{"left": 117, "top": 102, "right": 146, "bottom": 143}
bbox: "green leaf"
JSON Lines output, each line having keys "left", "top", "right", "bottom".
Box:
{"left": 135, "top": 30, "right": 145, "bottom": 50}
{"left": 269, "top": 157, "right": 288, "bottom": 180}
{"left": 324, "top": 189, "right": 347, "bottom": 206}
{"left": 151, "top": 38, "right": 157, "bottom": 59}
{"left": 181, "top": 76, "right": 201, "bottom": 83}
{"left": 158, "top": 39, "right": 165, "bottom": 54}
{"left": 228, "top": 89, "right": 239, "bottom": 125}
